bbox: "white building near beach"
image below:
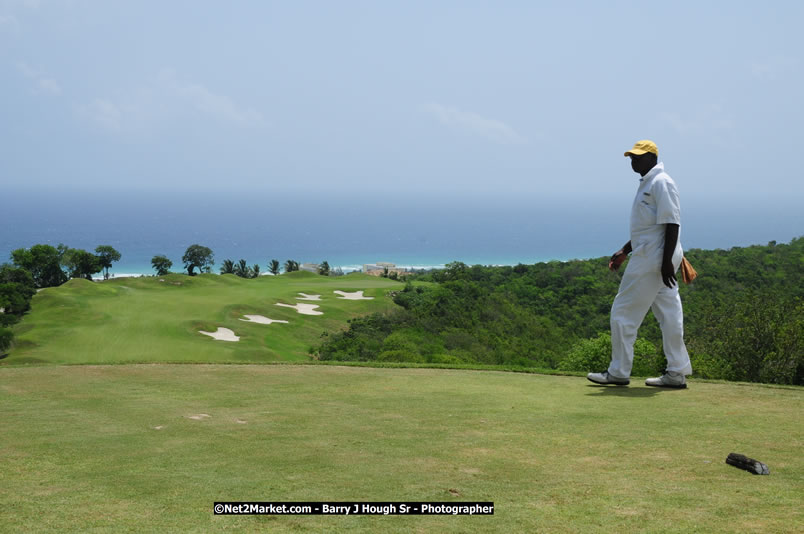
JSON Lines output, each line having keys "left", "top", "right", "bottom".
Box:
{"left": 362, "top": 262, "right": 408, "bottom": 277}
{"left": 300, "top": 263, "right": 320, "bottom": 273}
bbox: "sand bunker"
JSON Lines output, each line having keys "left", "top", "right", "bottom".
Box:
{"left": 334, "top": 290, "right": 374, "bottom": 300}
{"left": 199, "top": 327, "right": 240, "bottom": 341}
{"left": 276, "top": 303, "right": 323, "bottom": 315}
{"left": 239, "top": 315, "right": 289, "bottom": 325}
{"left": 188, "top": 414, "right": 211, "bottom": 420}
{"left": 296, "top": 293, "right": 322, "bottom": 301}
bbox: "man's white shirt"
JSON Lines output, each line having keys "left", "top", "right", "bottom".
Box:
{"left": 627, "top": 162, "right": 683, "bottom": 274}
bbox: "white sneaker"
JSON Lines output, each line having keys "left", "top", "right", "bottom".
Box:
{"left": 645, "top": 371, "right": 687, "bottom": 389}
{"left": 587, "top": 371, "right": 629, "bottom": 386}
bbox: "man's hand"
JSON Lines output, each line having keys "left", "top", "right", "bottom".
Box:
{"left": 662, "top": 259, "right": 677, "bottom": 288}
{"left": 608, "top": 250, "right": 627, "bottom": 271}
{"left": 661, "top": 224, "right": 680, "bottom": 288}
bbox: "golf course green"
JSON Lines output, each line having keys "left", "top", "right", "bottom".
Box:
{"left": 1, "top": 273, "right": 802, "bottom": 532}
{"left": 6, "top": 272, "right": 403, "bottom": 365}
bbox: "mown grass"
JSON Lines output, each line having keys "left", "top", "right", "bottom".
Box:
{"left": 5, "top": 272, "right": 403, "bottom": 365}
{"left": 1, "top": 364, "right": 801, "bottom": 533}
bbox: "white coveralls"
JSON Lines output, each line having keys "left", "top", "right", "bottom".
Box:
{"left": 608, "top": 162, "right": 693, "bottom": 379}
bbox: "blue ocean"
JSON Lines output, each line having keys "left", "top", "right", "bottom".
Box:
{"left": 2, "top": 188, "right": 801, "bottom": 276}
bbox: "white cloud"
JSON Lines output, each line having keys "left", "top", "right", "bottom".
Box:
{"left": 37, "top": 77, "right": 61, "bottom": 94}
{"left": 80, "top": 69, "right": 265, "bottom": 132}
{"left": 0, "top": 0, "right": 41, "bottom": 12}
{"left": 17, "top": 61, "right": 62, "bottom": 95}
{"left": 158, "top": 68, "right": 264, "bottom": 125}
{"left": 658, "top": 105, "right": 737, "bottom": 148}
{"left": 81, "top": 98, "right": 123, "bottom": 131}
{"left": 659, "top": 105, "right": 734, "bottom": 136}
{"left": 0, "top": 14, "right": 20, "bottom": 31}
{"left": 750, "top": 56, "right": 799, "bottom": 80}
{"left": 424, "top": 102, "right": 527, "bottom": 145}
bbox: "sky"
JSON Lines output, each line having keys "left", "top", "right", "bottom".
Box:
{"left": 1, "top": 1, "right": 803, "bottom": 250}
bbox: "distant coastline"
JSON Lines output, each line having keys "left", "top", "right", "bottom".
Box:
{"left": 90, "top": 258, "right": 567, "bottom": 280}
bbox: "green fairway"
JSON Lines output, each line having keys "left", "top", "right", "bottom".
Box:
{"left": 1, "top": 364, "right": 801, "bottom": 533}
{"left": 6, "top": 272, "right": 402, "bottom": 365}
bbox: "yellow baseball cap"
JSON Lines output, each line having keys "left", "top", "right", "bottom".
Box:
{"left": 624, "top": 140, "right": 658, "bottom": 157}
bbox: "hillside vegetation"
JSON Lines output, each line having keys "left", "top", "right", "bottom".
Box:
{"left": 5, "top": 238, "right": 802, "bottom": 385}
{"left": 5, "top": 272, "right": 402, "bottom": 365}
{"left": 317, "top": 238, "right": 803, "bottom": 385}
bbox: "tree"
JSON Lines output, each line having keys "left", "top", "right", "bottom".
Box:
{"left": 233, "top": 259, "right": 249, "bottom": 278}
{"left": 95, "top": 245, "right": 121, "bottom": 280}
{"left": 250, "top": 264, "right": 260, "bottom": 278}
{"left": 61, "top": 248, "right": 101, "bottom": 280}
{"left": 318, "top": 261, "right": 330, "bottom": 276}
{"left": 1, "top": 264, "right": 36, "bottom": 353}
{"left": 151, "top": 255, "right": 173, "bottom": 276}
{"left": 268, "top": 259, "right": 280, "bottom": 275}
{"left": 11, "top": 244, "right": 67, "bottom": 288}
{"left": 284, "top": 260, "right": 299, "bottom": 273}
{"left": 0, "top": 264, "right": 36, "bottom": 321}
{"left": 182, "top": 245, "right": 214, "bottom": 276}
{"left": 0, "top": 328, "right": 12, "bottom": 354}
{"left": 220, "top": 259, "right": 235, "bottom": 274}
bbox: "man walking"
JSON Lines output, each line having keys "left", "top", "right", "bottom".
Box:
{"left": 587, "top": 140, "right": 692, "bottom": 388}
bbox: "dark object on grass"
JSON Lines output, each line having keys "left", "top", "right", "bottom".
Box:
{"left": 726, "top": 453, "right": 769, "bottom": 475}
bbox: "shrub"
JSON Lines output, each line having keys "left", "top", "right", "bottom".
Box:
{"left": 426, "top": 353, "right": 464, "bottom": 364}
{"left": 0, "top": 327, "right": 13, "bottom": 354}
{"left": 558, "top": 332, "right": 661, "bottom": 376}
{"left": 688, "top": 348, "right": 735, "bottom": 380}
{"left": 380, "top": 331, "right": 422, "bottom": 362}
{"left": 377, "top": 350, "right": 424, "bottom": 363}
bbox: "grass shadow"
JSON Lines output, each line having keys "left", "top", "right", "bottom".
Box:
{"left": 584, "top": 384, "right": 683, "bottom": 397}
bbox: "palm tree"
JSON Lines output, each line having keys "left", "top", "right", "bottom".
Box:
{"left": 250, "top": 264, "right": 260, "bottom": 278}
{"left": 234, "top": 259, "right": 249, "bottom": 278}
{"left": 268, "top": 259, "right": 280, "bottom": 275}
{"left": 318, "top": 261, "right": 330, "bottom": 276}
{"left": 284, "top": 260, "right": 299, "bottom": 273}
{"left": 220, "top": 259, "right": 235, "bottom": 274}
